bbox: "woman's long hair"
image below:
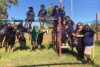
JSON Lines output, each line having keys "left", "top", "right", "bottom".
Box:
{"left": 74, "top": 22, "right": 83, "bottom": 33}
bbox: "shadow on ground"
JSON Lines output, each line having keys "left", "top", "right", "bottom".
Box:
{"left": 16, "top": 62, "right": 100, "bottom": 67}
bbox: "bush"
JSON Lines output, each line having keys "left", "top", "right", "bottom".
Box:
{"left": 0, "top": 22, "right": 4, "bottom": 30}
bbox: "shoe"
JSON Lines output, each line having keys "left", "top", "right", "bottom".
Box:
{"left": 89, "top": 60, "right": 94, "bottom": 65}
{"left": 78, "top": 61, "right": 82, "bottom": 64}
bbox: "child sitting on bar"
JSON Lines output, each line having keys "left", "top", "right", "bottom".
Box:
{"left": 61, "top": 24, "right": 70, "bottom": 47}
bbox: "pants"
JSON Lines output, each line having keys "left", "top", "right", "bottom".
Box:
{"left": 76, "top": 45, "right": 85, "bottom": 60}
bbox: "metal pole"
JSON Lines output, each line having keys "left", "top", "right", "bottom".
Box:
{"left": 59, "top": 0, "right": 62, "bottom": 7}
{"left": 96, "top": 12, "right": 99, "bottom": 42}
{"left": 71, "top": 0, "right": 73, "bottom": 19}
{"left": 59, "top": 17, "right": 62, "bottom": 57}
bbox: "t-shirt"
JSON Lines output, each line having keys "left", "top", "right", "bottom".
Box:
{"left": 59, "top": 10, "right": 65, "bottom": 20}
{"left": 66, "top": 20, "right": 74, "bottom": 33}
{"left": 31, "top": 29, "right": 39, "bottom": 40}
{"left": 61, "top": 29, "right": 68, "bottom": 40}
{"left": 83, "top": 29, "right": 95, "bottom": 46}
{"left": 38, "top": 10, "right": 47, "bottom": 17}
{"left": 26, "top": 11, "right": 35, "bottom": 18}
{"left": 37, "top": 32, "right": 45, "bottom": 40}
{"left": 52, "top": 11, "right": 60, "bottom": 20}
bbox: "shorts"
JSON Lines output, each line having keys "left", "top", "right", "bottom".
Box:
{"left": 26, "top": 17, "right": 34, "bottom": 22}
{"left": 32, "top": 38, "right": 37, "bottom": 42}
{"left": 84, "top": 46, "right": 93, "bottom": 55}
{"left": 39, "top": 17, "right": 46, "bottom": 22}
{"left": 61, "top": 38, "right": 68, "bottom": 43}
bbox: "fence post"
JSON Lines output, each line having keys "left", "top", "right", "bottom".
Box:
{"left": 58, "top": 17, "right": 62, "bottom": 57}
{"left": 96, "top": 12, "right": 99, "bottom": 42}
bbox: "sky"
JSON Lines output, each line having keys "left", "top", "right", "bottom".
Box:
{"left": 7, "top": 0, "right": 100, "bottom": 24}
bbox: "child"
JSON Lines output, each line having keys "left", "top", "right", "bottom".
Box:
{"left": 59, "top": 6, "right": 66, "bottom": 25}
{"left": 64, "top": 16, "right": 74, "bottom": 43}
{"left": 61, "top": 25, "right": 70, "bottom": 47}
{"left": 30, "top": 26, "right": 39, "bottom": 51}
{"left": 37, "top": 28, "right": 46, "bottom": 49}
{"left": 26, "top": 6, "right": 35, "bottom": 29}
{"left": 51, "top": 5, "right": 60, "bottom": 45}
{"left": 38, "top": 5, "right": 47, "bottom": 26}
{"left": 83, "top": 25, "right": 95, "bottom": 64}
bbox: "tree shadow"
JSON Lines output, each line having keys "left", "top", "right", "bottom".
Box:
{"left": 16, "top": 62, "right": 100, "bottom": 67}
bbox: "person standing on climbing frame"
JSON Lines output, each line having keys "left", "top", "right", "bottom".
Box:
{"left": 26, "top": 6, "right": 35, "bottom": 29}
{"left": 59, "top": 6, "right": 66, "bottom": 25}
{"left": 38, "top": 5, "right": 47, "bottom": 26}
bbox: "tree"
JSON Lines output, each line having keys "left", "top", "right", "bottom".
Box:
{"left": 91, "top": 21, "right": 100, "bottom": 32}
{"left": 0, "top": 0, "right": 18, "bottom": 19}
{"left": 46, "top": 6, "right": 54, "bottom": 27}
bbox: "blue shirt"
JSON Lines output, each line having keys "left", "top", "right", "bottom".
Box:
{"left": 66, "top": 20, "right": 74, "bottom": 33}
{"left": 83, "top": 30, "right": 95, "bottom": 46}
{"left": 59, "top": 10, "right": 65, "bottom": 20}
{"left": 26, "top": 11, "right": 35, "bottom": 18}
{"left": 52, "top": 11, "right": 60, "bottom": 20}
{"left": 61, "top": 29, "right": 67, "bottom": 40}
{"left": 38, "top": 10, "right": 47, "bottom": 17}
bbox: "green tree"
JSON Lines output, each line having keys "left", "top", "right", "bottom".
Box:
{"left": 91, "top": 21, "right": 100, "bottom": 32}
{"left": 0, "top": 0, "right": 18, "bottom": 19}
{"left": 46, "top": 6, "right": 54, "bottom": 27}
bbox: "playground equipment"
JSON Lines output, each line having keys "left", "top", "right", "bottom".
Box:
{"left": 0, "top": 17, "right": 68, "bottom": 57}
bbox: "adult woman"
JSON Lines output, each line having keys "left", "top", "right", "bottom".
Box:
{"left": 73, "top": 22, "right": 84, "bottom": 63}
{"left": 83, "top": 25, "right": 95, "bottom": 64}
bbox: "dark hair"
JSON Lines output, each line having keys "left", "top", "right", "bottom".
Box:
{"left": 55, "top": 5, "right": 58, "bottom": 8}
{"left": 75, "top": 22, "right": 83, "bottom": 32}
{"left": 59, "top": 6, "right": 64, "bottom": 9}
{"left": 84, "top": 24, "right": 89, "bottom": 28}
{"left": 29, "top": 6, "right": 33, "bottom": 12}
{"left": 29, "top": 6, "right": 33, "bottom": 9}
{"left": 65, "top": 16, "right": 70, "bottom": 19}
{"left": 41, "top": 5, "right": 45, "bottom": 8}
{"left": 52, "top": 5, "right": 58, "bottom": 13}
{"left": 84, "top": 24, "right": 90, "bottom": 30}
{"left": 51, "top": 5, "right": 59, "bottom": 16}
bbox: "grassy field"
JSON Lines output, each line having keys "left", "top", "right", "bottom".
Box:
{"left": 0, "top": 34, "right": 100, "bottom": 67}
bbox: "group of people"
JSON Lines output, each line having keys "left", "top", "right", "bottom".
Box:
{"left": 0, "top": 22, "right": 46, "bottom": 52}
{"left": 0, "top": 5, "right": 96, "bottom": 64}
{"left": 60, "top": 21, "right": 95, "bottom": 64}
{"left": 25, "top": 5, "right": 66, "bottom": 28}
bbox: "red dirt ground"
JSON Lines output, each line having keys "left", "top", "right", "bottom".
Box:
{"left": 24, "top": 33, "right": 100, "bottom": 42}
{"left": 24, "top": 33, "right": 52, "bottom": 42}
